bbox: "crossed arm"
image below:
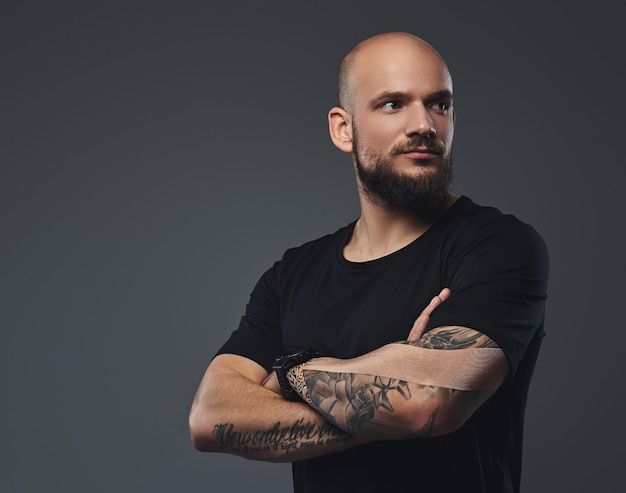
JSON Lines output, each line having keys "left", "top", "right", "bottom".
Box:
{"left": 188, "top": 289, "right": 509, "bottom": 462}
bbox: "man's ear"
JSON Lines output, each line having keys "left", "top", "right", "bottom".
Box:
{"left": 328, "top": 107, "right": 353, "bottom": 154}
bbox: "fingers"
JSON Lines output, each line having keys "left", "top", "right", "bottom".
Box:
{"left": 261, "top": 371, "right": 281, "bottom": 394}
{"left": 438, "top": 287, "right": 451, "bottom": 302}
{"left": 407, "top": 288, "right": 451, "bottom": 341}
{"left": 423, "top": 290, "right": 447, "bottom": 316}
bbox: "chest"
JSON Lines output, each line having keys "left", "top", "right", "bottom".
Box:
{"left": 280, "top": 253, "right": 445, "bottom": 357}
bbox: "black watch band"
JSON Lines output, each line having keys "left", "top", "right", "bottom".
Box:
{"left": 272, "top": 346, "right": 320, "bottom": 401}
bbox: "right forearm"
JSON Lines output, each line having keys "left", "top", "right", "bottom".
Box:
{"left": 189, "top": 358, "right": 365, "bottom": 462}
{"left": 208, "top": 410, "right": 361, "bottom": 462}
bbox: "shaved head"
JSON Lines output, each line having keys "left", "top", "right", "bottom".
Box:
{"left": 337, "top": 32, "right": 451, "bottom": 114}
{"left": 328, "top": 32, "right": 456, "bottom": 214}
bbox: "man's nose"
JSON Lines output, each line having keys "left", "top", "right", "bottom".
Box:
{"left": 405, "top": 104, "right": 435, "bottom": 138}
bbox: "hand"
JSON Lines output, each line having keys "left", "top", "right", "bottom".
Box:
{"left": 407, "top": 288, "right": 451, "bottom": 341}
{"left": 261, "top": 371, "right": 281, "bottom": 394}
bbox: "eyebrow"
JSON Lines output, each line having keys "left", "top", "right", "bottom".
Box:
{"left": 369, "top": 91, "right": 409, "bottom": 106}
{"left": 425, "top": 90, "right": 454, "bottom": 104}
{"left": 369, "top": 89, "right": 454, "bottom": 106}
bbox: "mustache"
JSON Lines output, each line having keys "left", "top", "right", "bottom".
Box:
{"left": 391, "top": 137, "right": 446, "bottom": 156}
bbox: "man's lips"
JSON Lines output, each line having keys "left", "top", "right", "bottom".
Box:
{"left": 400, "top": 148, "right": 440, "bottom": 159}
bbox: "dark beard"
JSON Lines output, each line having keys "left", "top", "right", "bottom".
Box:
{"left": 353, "top": 126, "right": 454, "bottom": 215}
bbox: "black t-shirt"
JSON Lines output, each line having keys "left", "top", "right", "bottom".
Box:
{"left": 217, "top": 196, "right": 549, "bottom": 493}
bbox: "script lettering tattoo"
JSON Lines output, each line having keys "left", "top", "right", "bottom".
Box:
{"left": 212, "top": 420, "right": 353, "bottom": 455}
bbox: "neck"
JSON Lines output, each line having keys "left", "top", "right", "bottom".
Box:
{"left": 344, "top": 193, "right": 457, "bottom": 262}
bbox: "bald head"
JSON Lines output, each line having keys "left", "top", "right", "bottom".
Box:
{"left": 338, "top": 32, "right": 451, "bottom": 114}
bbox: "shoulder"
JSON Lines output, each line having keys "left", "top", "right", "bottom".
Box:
{"left": 442, "top": 196, "right": 548, "bottom": 263}
{"left": 450, "top": 196, "right": 542, "bottom": 236}
{"left": 280, "top": 222, "right": 355, "bottom": 266}
{"left": 257, "top": 222, "right": 354, "bottom": 288}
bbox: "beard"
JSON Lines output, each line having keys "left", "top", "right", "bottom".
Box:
{"left": 353, "top": 125, "right": 454, "bottom": 215}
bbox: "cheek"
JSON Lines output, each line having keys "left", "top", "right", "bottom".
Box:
{"left": 444, "top": 126, "right": 454, "bottom": 145}
{"left": 436, "top": 119, "right": 454, "bottom": 145}
{"left": 353, "top": 112, "right": 405, "bottom": 151}
{"left": 361, "top": 121, "right": 400, "bottom": 149}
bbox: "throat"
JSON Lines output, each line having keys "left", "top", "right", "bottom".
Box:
{"left": 343, "top": 219, "right": 426, "bottom": 262}
{"left": 343, "top": 194, "right": 457, "bottom": 262}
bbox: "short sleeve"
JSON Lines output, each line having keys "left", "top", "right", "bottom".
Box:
{"left": 214, "top": 261, "right": 284, "bottom": 371}
{"left": 427, "top": 220, "right": 549, "bottom": 376}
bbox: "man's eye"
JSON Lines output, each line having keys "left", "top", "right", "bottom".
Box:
{"left": 381, "top": 101, "right": 401, "bottom": 111}
{"left": 431, "top": 101, "right": 451, "bottom": 113}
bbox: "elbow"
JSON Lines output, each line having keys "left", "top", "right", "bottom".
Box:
{"left": 404, "top": 397, "right": 476, "bottom": 439}
{"left": 189, "top": 427, "right": 212, "bottom": 453}
{"left": 426, "top": 409, "right": 470, "bottom": 437}
{"left": 188, "top": 405, "right": 217, "bottom": 452}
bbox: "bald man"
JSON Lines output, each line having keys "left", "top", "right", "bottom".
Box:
{"left": 189, "top": 32, "right": 549, "bottom": 493}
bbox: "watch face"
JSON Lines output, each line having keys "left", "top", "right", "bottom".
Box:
{"left": 285, "top": 346, "right": 310, "bottom": 358}
{"left": 273, "top": 346, "right": 320, "bottom": 370}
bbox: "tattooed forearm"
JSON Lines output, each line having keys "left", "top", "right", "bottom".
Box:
{"left": 304, "top": 372, "right": 411, "bottom": 429}
{"left": 212, "top": 419, "right": 354, "bottom": 456}
{"left": 402, "top": 326, "right": 500, "bottom": 349}
{"left": 284, "top": 327, "right": 503, "bottom": 440}
{"left": 303, "top": 370, "right": 456, "bottom": 438}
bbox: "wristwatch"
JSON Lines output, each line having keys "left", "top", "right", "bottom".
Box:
{"left": 272, "top": 346, "right": 320, "bottom": 401}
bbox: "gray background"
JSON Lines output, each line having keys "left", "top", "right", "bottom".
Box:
{"left": 2, "top": 1, "right": 624, "bottom": 492}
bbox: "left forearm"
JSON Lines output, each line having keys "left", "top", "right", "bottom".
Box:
{"left": 287, "top": 331, "right": 508, "bottom": 439}
{"left": 302, "top": 366, "right": 453, "bottom": 438}
{"left": 297, "top": 364, "right": 488, "bottom": 439}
